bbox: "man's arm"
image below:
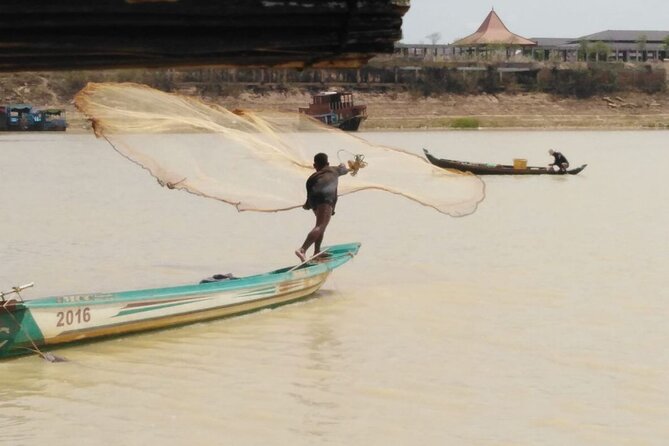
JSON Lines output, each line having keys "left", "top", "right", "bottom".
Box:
{"left": 336, "top": 163, "right": 350, "bottom": 176}
{"left": 303, "top": 176, "right": 313, "bottom": 209}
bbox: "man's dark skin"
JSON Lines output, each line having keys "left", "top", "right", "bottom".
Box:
{"left": 295, "top": 153, "right": 349, "bottom": 262}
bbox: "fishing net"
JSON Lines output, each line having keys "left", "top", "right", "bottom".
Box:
{"left": 74, "top": 83, "right": 485, "bottom": 216}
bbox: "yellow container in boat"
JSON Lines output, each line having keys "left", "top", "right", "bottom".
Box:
{"left": 513, "top": 158, "right": 527, "bottom": 169}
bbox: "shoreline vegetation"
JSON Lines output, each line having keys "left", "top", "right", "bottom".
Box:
{"left": 1, "top": 64, "right": 668, "bottom": 132}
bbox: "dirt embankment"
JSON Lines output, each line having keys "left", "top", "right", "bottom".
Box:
{"left": 215, "top": 90, "right": 669, "bottom": 130}
{"left": 2, "top": 73, "right": 669, "bottom": 131}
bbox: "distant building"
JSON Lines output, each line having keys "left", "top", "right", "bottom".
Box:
{"left": 529, "top": 31, "right": 669, "bottom": 62}
{"left": 573, "top": 30, "right": 669, "bottom": 62}
{"left": 394, "top": 43, "right": 452, "bottom": 60}
{"left": 393, "top": 9, "right": 537, "bottom": 61}
{"left": 452, "top": 9, "right": 536, "bottom": 58}
{"left": 393, "top": 13, "right": 669, "bottom": 64}
{"left": 529, "top": 38, "right": 578, "bottom": 62}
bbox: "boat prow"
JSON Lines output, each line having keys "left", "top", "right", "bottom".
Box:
{"left": 569, "top": 164, "right": 587, "bottom": 175}
{"left": 0, "top": 242, "right": 360, "bottom": 360}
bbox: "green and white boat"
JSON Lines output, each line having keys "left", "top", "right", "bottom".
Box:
{"left": 0, "top": 243, "right": 360, "bottom": 361}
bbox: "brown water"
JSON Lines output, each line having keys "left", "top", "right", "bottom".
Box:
{"left": 1, "top": 131, "right": 668, "bottom": 445}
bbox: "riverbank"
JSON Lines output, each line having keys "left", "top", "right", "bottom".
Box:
{"left": 57, "top": 90, "right": 669, "bottom": 132}
{"left": 2, "top": 72, "right": 668, "bottom": 131}
{"left": 216, "top": 90, "right": 669, "bottom": 130}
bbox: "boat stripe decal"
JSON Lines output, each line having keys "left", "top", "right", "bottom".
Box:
{"left": 115, "top": 285, "right": 281, "bottom": 317}
{"left": 114, "top": 284, "right": 282, "bottom": 317}
{"left": 238, "top": 287, "right": 278, "bottom": 298}
{"left": 122, "top": 295, "right": 204, "bottom": 309}
{"left": 119, "top": 285, "right": 278, "bottom": 312}
{"left": 115, "top": 298, "right": 210, "bottom": 317}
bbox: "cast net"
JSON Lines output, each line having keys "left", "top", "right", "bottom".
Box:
{"left": 74, "top": 83, "right": 485, "bottom": 216}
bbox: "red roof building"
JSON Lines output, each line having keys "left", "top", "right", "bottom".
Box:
{"left": 454, "top": 9, "right": 536, "bottom": 47}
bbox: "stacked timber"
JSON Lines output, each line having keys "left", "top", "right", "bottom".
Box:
{"left": 0, "top": 0, "right": 410, "bottom": 72}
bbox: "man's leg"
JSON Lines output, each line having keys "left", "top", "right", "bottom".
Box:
{"left": 295, "top": 203, "right": 332, "bottom": 261}
{"left": 311, "top": 204, "right": 333, "bottom": 255}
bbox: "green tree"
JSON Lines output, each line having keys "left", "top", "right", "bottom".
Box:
{"left": 636, "top": 34, "right": 648, "bottom": 61}
{"left": 591, "top": 41, "right": 611, "bottom": 62}
{"left": 578, "top": 40, "right": 590, "bottom": 61}
{"left": 483, "top": 43, "right": 507, "bottom": 60}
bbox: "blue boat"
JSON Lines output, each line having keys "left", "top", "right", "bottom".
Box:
{"left": 0, "top": 243, "right": 360, "bottom": 360}
{"left": 0, "top": 104, "right": 67, "bottom": 131}
{"left": 3, "top": 104, "right": 38, "bottom": 130}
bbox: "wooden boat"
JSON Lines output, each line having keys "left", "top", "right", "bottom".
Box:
{"left": 38, "top": 109, "right": 67, "bottom": 131}
{"left": 299, "top": 92, "right": 367, "bottom": 131}
{"left": 0, "top": 243, "right": 360, "bottom": 360}
{"left": 424, "top": 149, "right": 587, "bottom": 175}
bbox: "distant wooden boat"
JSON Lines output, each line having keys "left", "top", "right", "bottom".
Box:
{"left": 299, "top": 91, "right": 367, "bottom": 131}
{"left": 424, "top": 149, "right": 587, "bottom": 175}
{"left": 0, "top": 105, "right": 67, "bottom": 131}
{"left": 0, "top": 243, "right": 360, "bottom": 360}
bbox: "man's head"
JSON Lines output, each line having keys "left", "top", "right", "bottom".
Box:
{"left": 548, "top": 149, "right": 555, "bottom": 155}
{"left": 313, "top": 153, "right": 329, "bottom": 170}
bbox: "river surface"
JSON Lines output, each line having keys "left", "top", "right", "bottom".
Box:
{"left": 1, "top": 131, "right": 668, "bottom": 445}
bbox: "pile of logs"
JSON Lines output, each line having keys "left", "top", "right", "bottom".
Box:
{"left": 603, "top": 97, "right": 640, "bottom": 109}
{"left": 0, "top": 0, "right": 410, "bottom": 72}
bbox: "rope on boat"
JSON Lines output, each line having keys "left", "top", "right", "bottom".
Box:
{"left": 1, "top": 288, "right": 67, "bottom": 363}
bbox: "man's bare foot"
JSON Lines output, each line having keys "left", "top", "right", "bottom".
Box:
{"left": 295, "top": 249, "right": 306, "bottom": 262}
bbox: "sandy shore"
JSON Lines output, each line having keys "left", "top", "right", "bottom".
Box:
{"left": 219, "top": 90, "right": 669, "bottom": 130}
{"left": 41, "top": 90, "right": 669, "bottom": 133}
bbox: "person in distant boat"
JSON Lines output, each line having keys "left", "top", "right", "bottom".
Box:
{"left": 548, "top": 149, "right": 570, "bottom": 173}
{"left": 295, "top": 153, "right": 349, "bottom": 262}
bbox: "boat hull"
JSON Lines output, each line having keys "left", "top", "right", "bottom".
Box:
{"left": 0, "top": 242, "right": 360, "bottom": 359}
{"left": 335, "top": 115, "right": 367, "bottom": 131}
{"left": 424, "top": 150, "right": 587, "bottom": 176}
